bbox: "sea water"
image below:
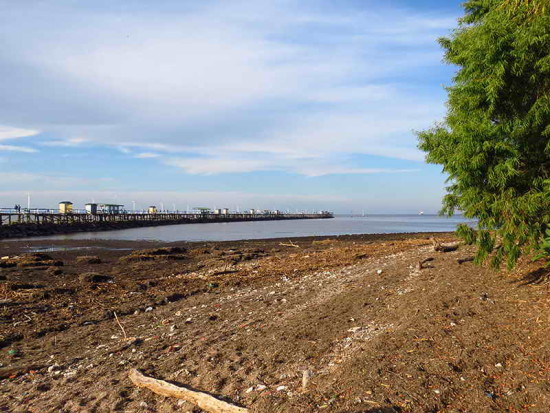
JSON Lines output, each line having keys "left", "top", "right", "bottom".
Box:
{"left": 29, "top": 214, "right": 475, "bottom": 242}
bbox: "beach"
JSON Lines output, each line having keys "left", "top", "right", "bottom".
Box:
{"left": 1, "top": 233, "right": 548, "bottom": 412}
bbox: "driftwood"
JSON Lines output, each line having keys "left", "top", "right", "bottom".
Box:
{"left": 457, "top": 256, "right": 475, "bottom": 265}
{"left": 431, "top": 238, "right": 459, "bottom": 253}
{"left": 128, "top": 369, "right": 248, "bottom": 413}
{"left": 416, "top": 257, "right": 435, "bottom": 270}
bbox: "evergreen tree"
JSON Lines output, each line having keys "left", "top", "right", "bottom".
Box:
{"left": 418, "top": 0, "right": 550, "bottom": 268}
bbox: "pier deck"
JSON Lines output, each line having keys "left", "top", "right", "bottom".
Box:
{"left": 0, "top": 212, "right": 333, "bottom": 239}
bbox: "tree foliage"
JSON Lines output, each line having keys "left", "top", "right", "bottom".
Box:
{"left": 418, "top": 0, "right": 550, "bottom": 269}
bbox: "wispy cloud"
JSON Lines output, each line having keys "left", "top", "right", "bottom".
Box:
{"left": 0, "top": 126, "right": 40, "bottom": 141}
{"left": 166, "top": 158, "right": 274, "bottom": 175}
{"left": 166, "top": 154, "right": 420, "bottom": 177}
{"left": 134, "top": 152, "right": 160, "bottom": 159}
{"left": 40, "top": 137, "right": 88, "bottom": 147}
{"left": 0, "top": 172, "right": 114, "bottom": 191}
{"left": 0, "top": 144, "right": 38, "bottom": 153}
{"left": 0, "top": 0, "right": 453, "bottom": 176}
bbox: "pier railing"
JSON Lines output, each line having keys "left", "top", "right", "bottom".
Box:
{"left": 0, "top": 212, "right": 334, "bottom": 226}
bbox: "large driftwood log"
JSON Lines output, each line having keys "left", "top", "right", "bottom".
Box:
{"left": 128, "top": 369, "right": 249, "bottom": 413}
{"left": 431, "top": 237, "right": 459, "bottom": 253}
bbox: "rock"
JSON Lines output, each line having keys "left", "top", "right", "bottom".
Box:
{"left": 31, "top": 290, "right": 51, "bottom": 299}
{"left": 14, "top": 253, "right": 63, "bottom": 268}
{"left": 47, "top": 267, "right": 63, "bottom": 276}
{"left": 47, "top": 364, "right": 62, "bottom": 373}
{"left": 119, "top": 247, "right": 187, "bottom": 263}
{"left": 376, "top": 269, "right": 383, "bottom": 275}
{"left": 79, "top": 273, "right": 113, "bottom": 283}
{"left": 76, "top": 256, "right": 102, "bottom": 264}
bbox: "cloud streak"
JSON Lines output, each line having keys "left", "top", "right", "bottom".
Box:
{"left": 0, "top": 144, "right": 38, "bottom": 153}
{"left": 0, "top": 126, "right": 40, "bottom": 141}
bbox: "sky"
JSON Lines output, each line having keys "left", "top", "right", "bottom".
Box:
{"left": 0, "top": 0, "right": 462, "bottom": 213}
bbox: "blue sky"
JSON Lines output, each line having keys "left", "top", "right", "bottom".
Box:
{"left": 0, "top": 0, "right": 462, "bottom": 213}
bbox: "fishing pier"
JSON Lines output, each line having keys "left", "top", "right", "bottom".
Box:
{"left": 0, "top": 209, "right": 334, "bottom": 239}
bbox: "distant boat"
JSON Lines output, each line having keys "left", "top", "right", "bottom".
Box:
{"left": 419, "top": 211, "right": 424, "bottom": 215}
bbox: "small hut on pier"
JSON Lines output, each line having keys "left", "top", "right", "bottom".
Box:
{"left": 58, "top": 201, "right": 73, "bottom": 214}
{"left": 99, "top": 204, "right": 124, "bottom": 214}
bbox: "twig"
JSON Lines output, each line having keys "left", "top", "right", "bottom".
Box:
{"left": 128, "top": 369, "right": 248, "bottom": 413}
{"left": 113, "top": 311, "right": 127, "bottom": 340}
{"left": 279, "top": 240, "right": 300, "bottom": 248}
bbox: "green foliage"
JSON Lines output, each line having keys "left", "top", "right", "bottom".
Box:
{"left": 533, "top": 228, "right": 550, "bottom": 266}
{"left": 418, "top": 0, "right": 550, "bottom": 269}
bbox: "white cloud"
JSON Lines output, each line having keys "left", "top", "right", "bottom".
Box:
{"left": 0, "top": 126, "right": 40, "bottom": 141}
{"left": 134, "top": 152, "right": 160, "bottom": 159}
{"left": 40, "top": 137, "right": 88, "bottom": 147}
{"left": 0, "top": 172, "right": 111, "bottom": 187}
{"left": 166, "top": 154, "right": 420, "bottom": 177}
{"left": 0, "top": 1, "right": 454, "bottom": 175}
{"left": 295, "top": 167, "right": 420, "bottom": 177}
{"left": 166, "top": 158, "right": 273, "bottom": 175}
{"left": 0, "top": 144, "right": 38, "bottom": 153}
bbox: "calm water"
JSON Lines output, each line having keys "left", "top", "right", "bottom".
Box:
{"left": 32, "top": 215, "right": 474, "bottom": 242}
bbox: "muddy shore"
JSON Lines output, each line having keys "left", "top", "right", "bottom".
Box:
{"left": 0, "top": 233, "right": 548, "bottom": 412}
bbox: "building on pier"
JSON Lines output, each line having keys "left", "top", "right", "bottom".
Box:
{"left": 85, "top": 203, "right": 98, "bottom": 215}
{"left": 58, "top": 201, "right": 73, "bottom": 214}
{"left": 99, "top": 204, "right": 124, "bottom": 214}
